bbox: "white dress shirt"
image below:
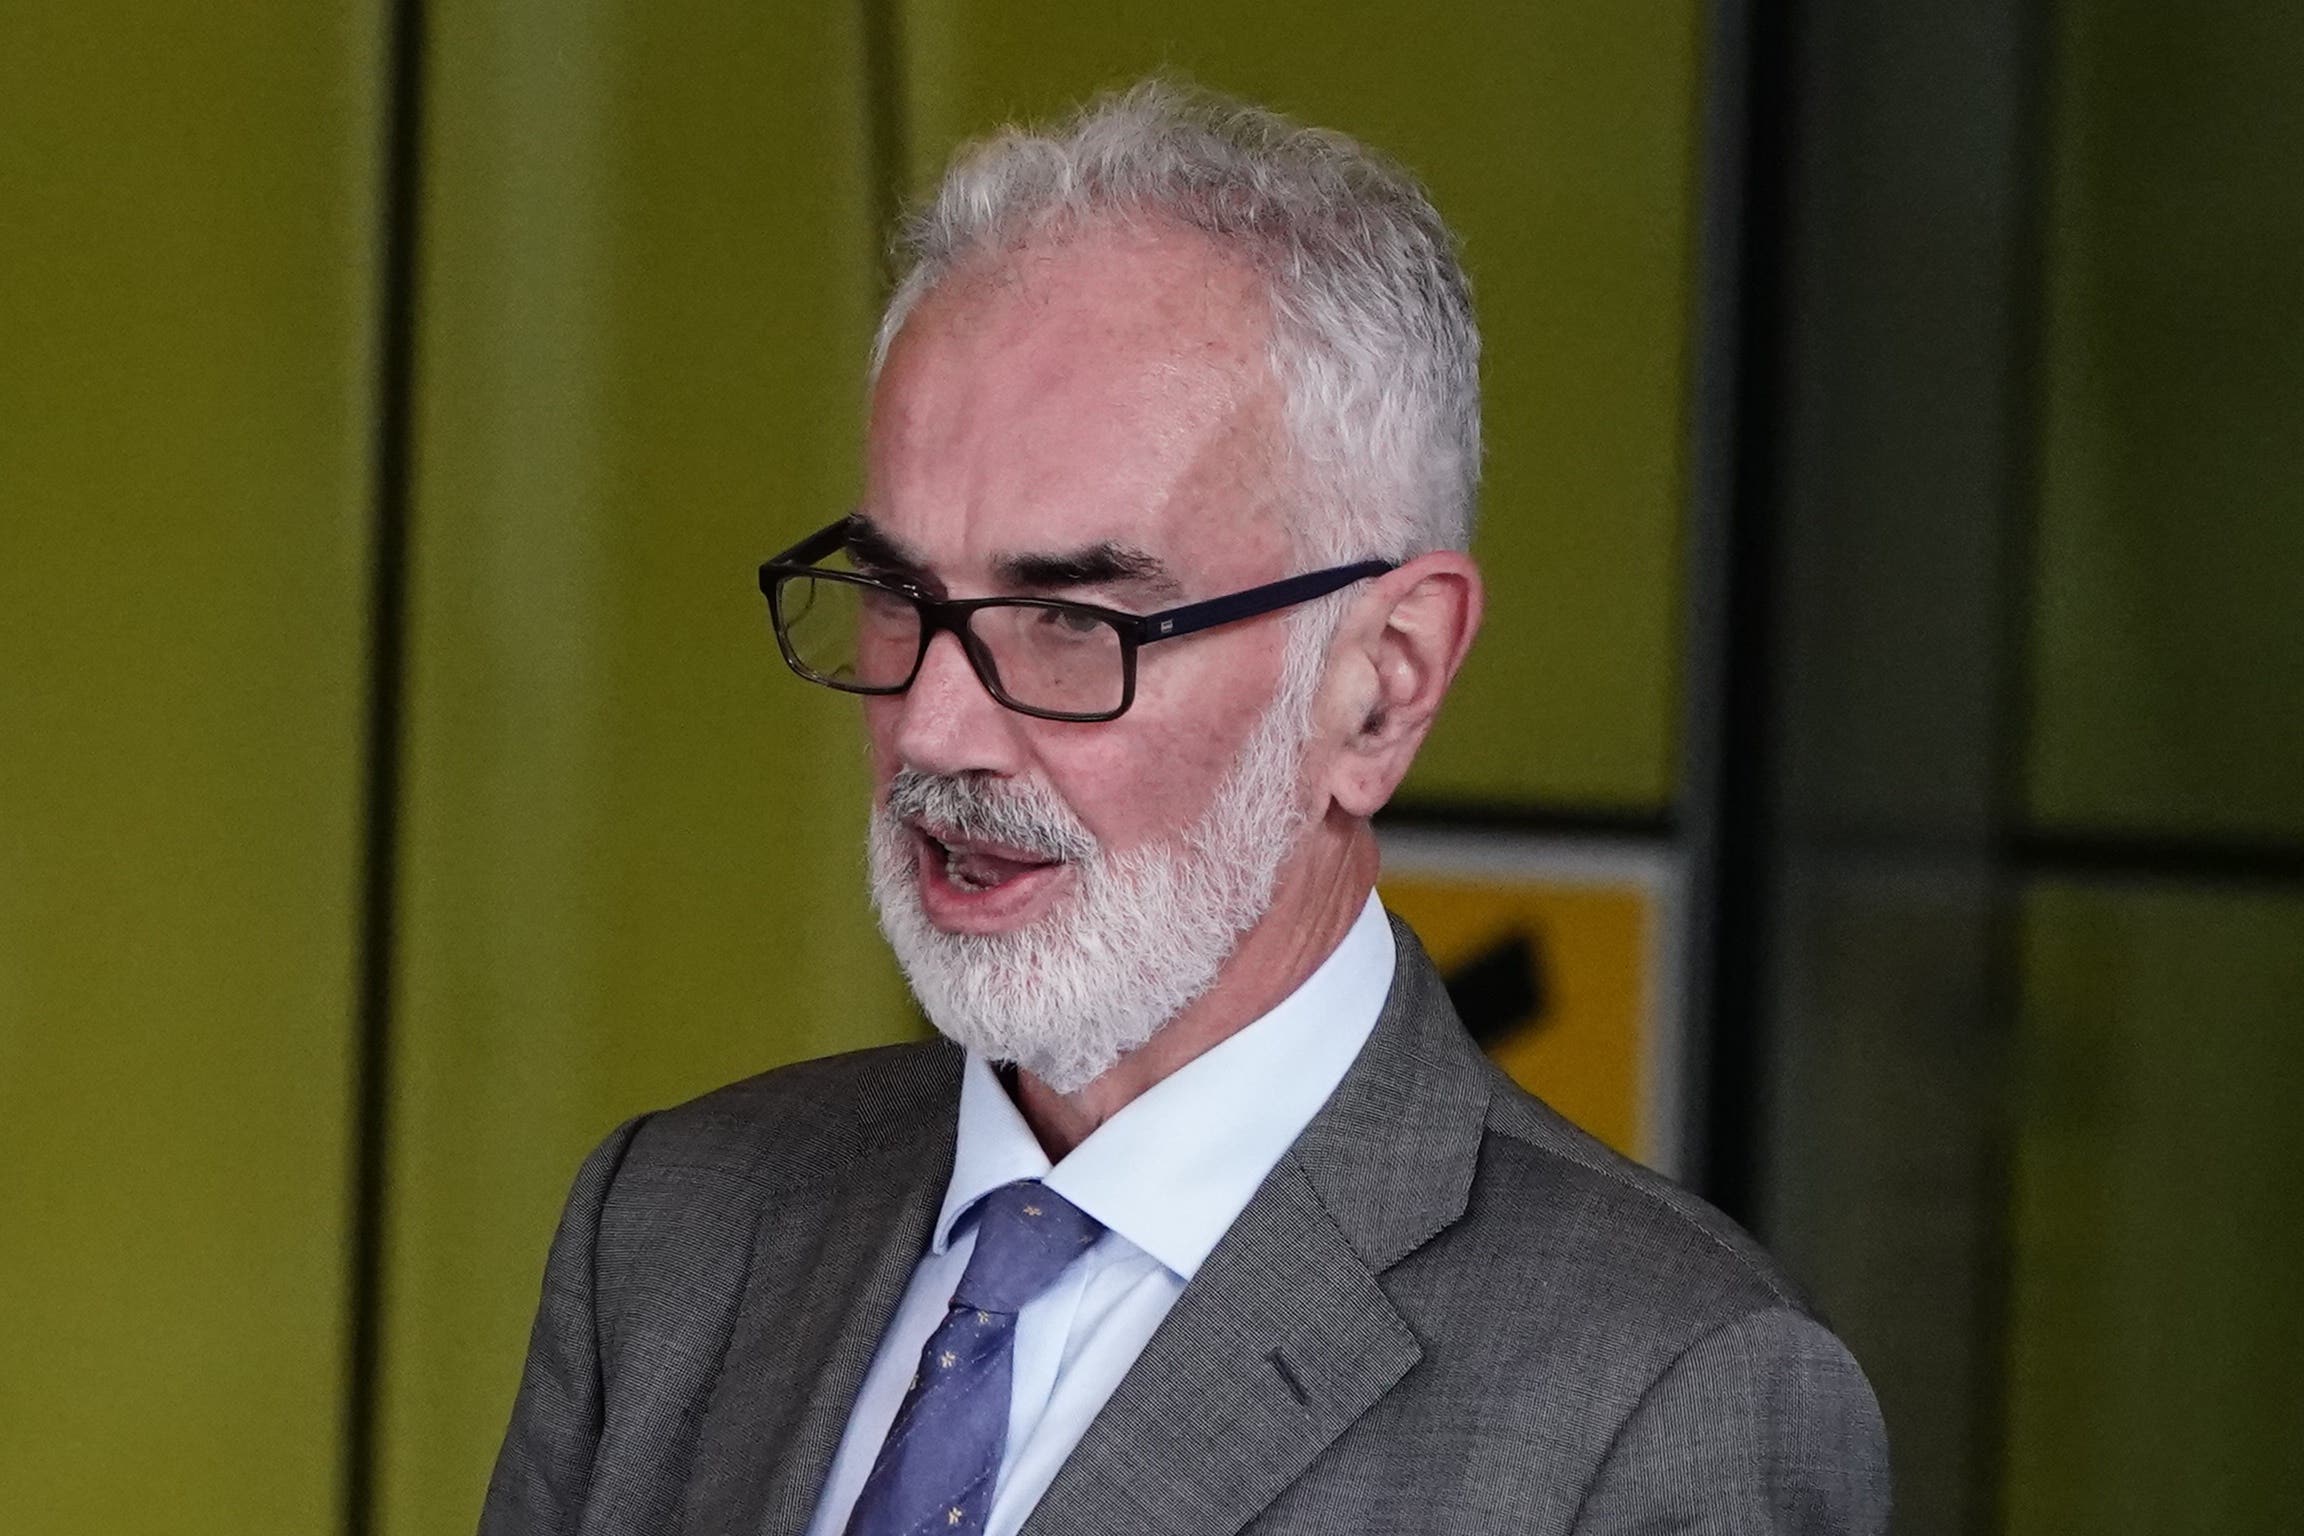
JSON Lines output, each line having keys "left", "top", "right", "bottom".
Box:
{"left": 803, "top": 892, "right": 1397, "bottom": 1536}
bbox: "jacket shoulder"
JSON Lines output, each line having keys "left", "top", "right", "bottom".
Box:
{"left": 573, "top": 1042, "right": 958, "bottom": 1364}
{"left": 615, "top": 1037, "right": 961, "bottom": 1184}
{"left": 1430, "top": 1064, "right": 1810, "bottom": 1355}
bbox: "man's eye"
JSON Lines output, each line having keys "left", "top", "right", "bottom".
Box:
{"left": 1037, "top": 607, "right": 1108, "bottom": 638}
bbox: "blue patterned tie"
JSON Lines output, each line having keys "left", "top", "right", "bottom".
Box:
{"left": 843, "top": 1180, "right": 1104, "bottom": 1536}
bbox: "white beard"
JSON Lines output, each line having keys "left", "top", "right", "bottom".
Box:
{"left": 867, "top": 668, "right": 1317, "bottom": 1095}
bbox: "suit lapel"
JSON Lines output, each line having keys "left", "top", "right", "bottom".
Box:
{"left": 1018, "top": 1155, "right": 1420, "bottom": 1536}
{"left": 679, "top": 1052, "right": 961, "bottom": 1536}
{"left": 1022, "top": 921, "right": 1493, "bottom": 1536}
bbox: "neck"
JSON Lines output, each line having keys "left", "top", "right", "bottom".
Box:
{"left": 1012, "top": 812, "right": 1379, "bottom": 1158}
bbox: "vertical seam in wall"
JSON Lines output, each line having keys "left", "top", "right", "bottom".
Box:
{"left": 345, "top": 0, "right": 428, "bottom": 1532}
{"left": 1976, "top": 2, "right": 2061, "bottom": 1528}
{"left": 1674, "top": 0, "right": 1759, "bottom": 1209}
{"left": 1690, "top": 0, "right": 1797, "bottom": 1226}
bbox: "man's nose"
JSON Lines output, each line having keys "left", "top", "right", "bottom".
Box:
{"left": 890, "top": 628, "right": 1026, "bottom": 777}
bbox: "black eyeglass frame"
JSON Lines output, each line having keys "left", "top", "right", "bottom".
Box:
{"left": 758, "top": 517, "right": 1397, "bottom": 722}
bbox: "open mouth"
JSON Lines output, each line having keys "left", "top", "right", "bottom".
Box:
{"left": 913, "top": 822, "right": 1064, "bottom": 893}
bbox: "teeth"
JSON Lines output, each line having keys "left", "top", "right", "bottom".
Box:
{"left": 942, "top": 845, "right": 996, "bottom": 891}
{"left": 925, "top": 827, "right": 1059, "bottom": 893}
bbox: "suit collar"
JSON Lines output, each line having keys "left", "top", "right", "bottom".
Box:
{"left": 1287, "top": 913, "right": 1494, "bottom": 1271}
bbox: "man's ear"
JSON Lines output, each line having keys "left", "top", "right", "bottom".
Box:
{"left": 1324, "top": 551, "right": 1484, "bottom": 818}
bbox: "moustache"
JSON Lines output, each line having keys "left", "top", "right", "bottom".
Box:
{"left": 882, "top": 769, "right": 1099, "bottom": 864}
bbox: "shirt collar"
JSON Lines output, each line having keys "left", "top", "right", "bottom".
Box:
{"left": 932, "top": 890, "right": 1396, "bottom": 1280}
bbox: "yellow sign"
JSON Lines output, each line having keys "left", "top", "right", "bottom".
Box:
{"left": 1378, "top": 830, "right": 1680, "bottom": 1173}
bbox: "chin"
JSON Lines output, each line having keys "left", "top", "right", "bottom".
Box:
{"left": 867, "top": 814, "right": 1229, "bottom": 1095}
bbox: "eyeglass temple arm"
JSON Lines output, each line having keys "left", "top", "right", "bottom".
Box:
{"left": 1135, "top": 560, "right": 1396, "bottom": 644}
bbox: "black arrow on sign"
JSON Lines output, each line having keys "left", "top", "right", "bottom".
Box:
{"left": 1442, "top": 927, "right": 1550, "bottom": 1047}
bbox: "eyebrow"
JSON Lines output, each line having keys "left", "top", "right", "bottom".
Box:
{"left": 995, "top": 543, "right": 1181, "bottom": 601}
{"left": 843, "top": 515, "right": 1182, "bottom": 602}
{"left": 841, "top": 517, "right": 936, "bottom": 589}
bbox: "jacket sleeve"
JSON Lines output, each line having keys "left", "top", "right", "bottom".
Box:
{"left": 1570, "top": 1306, "right": 1891, "bottom": 1535}
{"left": 478, "top": 1116, "right": 649, "bottom": 1536}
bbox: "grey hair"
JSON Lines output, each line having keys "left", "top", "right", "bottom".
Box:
{"left": 869, "top": 80, "right": 1481, "bottom": 566}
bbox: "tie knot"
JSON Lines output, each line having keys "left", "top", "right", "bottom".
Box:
{"left": 949, "top": 1180, "right": 1102, "bottom": 1315}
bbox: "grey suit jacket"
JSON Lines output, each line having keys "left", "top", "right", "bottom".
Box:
{"left": 482, "top": 919, "right": 1890, "bottom": 1535}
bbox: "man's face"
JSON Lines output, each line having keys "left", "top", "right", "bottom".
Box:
{"left": 855, "top": 225, "right": 1323, "bottom": 1088}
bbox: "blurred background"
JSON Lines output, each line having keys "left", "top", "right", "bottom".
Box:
{"left": 3, "top": 1, "right": 2299, "bottom": 1533}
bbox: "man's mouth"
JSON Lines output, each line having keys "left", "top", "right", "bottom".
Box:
{"left": 914, "top": 823, "right": 1064, "bottom": 893}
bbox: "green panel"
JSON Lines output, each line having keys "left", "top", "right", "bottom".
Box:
{"left": 897, "top": 1, "right": 1703, "bottom": 808}
{"left": 2005, "top": 883, "right": 2304, "bottom": 1533}
{"left": 2027, "top": 1, "right": 2304, "bottom": 835}
{"left": 0, "top": 4, "right": 376, "bottom": 1533}
{"left": 378, "top": 6, "right": 907, "bottom": 1531}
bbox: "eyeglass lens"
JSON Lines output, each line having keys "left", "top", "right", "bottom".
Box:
{"left": 775, "top": 574, "right": 1128, "bottom": 716}
{"left": 777, "top": 574, "right": 921, "bottom": 688}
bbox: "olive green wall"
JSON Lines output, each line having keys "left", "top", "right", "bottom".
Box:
{"left": 2027, "top": 0, "right": 2304, "bottom": 840}
{"left": 0, "top": 3, "right": 379, "bottom": 1531}
{"left": 373, "top": 6, "right": 906, "bottom": 1533}
{"left": 2006, "top": 884, "right": 2304, "bottom": 1534}
{"left": 2005, "top": 2, "right": 2304, "bottom": 1529}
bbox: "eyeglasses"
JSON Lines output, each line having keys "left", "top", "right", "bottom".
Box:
{"left": 758, "top": 517, "right": 1395, "bottom": 722}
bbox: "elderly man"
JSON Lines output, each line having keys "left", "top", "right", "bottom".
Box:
{"left": 482, "top": 84, "right": 1889, "bottom": 1536}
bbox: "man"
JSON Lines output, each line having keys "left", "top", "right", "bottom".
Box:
{"left": 483, "top": 83, "right": 1889, "bottom": 1535}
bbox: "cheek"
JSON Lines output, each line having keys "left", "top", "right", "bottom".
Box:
{"left": 1037, "top": 638, "right": 1281, "bottom": 846}
{"left": 1034, "top": 727, "right": 1225, "bottom": 848}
